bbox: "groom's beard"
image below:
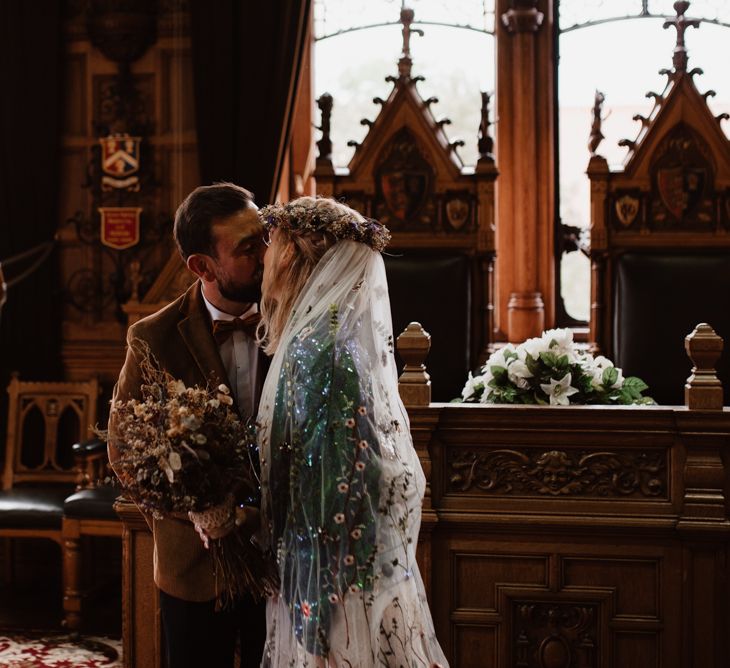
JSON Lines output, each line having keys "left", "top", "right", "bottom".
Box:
{"left": 218, "top": 278, "right": 262, "bottom": 304}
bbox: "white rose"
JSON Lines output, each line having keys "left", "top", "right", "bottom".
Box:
{"left": 507, "top": 360, "right": 533, "bottom": 389}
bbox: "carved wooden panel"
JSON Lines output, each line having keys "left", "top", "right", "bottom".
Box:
{"left": 93, "top": 74, "right": 155, "bottom": 131}
{"left": 435, "top": 536, "right": 682, "bottom": 668}
{"left": 513, "top": 601, "right": 599, "bottom": 668}
{"left": 447, "top": 447, "right": 668, "bottom": 499}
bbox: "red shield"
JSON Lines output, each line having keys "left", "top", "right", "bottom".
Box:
{"left": 99, "top": 207, "right": 141, "bottom": 250}
{"left": 657, "top": 167, "right": 705, "bottom": 220}
{"left": 379, "top": 170, "right": 428, "bottom": 222}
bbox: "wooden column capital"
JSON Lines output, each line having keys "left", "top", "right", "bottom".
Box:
{"left": 501, "top": 1, "right": 544, "bottom": 34}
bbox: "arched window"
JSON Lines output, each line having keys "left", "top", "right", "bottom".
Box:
{"left": 314, "top": 0, "right": 496, "bottom": 169}
{"left": 556, "top": 0, "right": 730, "bottom": 324}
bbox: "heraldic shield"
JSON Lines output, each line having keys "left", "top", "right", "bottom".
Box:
{"left": 650, "top": 123, "right": 713, "bottom": 225}
{"left": 375, "top": 127, "right": 433, "bottom": 225}
{"left": 657, "top": 166, "right": 706, "bottom": 220}
{"left": 100, "top": 134, "right": 141, "bottom": 191}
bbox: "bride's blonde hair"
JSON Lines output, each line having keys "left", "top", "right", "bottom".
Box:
{"left": 258, "top": 197, "right": 370, "bottom": 354}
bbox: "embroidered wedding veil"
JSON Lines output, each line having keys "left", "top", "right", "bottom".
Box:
{"left": 257, "top": 236, "right": 448, "bottom": 667}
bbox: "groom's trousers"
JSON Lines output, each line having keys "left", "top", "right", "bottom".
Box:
{"left": 159, "top": 590, "right": 266, "bottom": 668}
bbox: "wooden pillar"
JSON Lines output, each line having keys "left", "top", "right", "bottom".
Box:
{"left": 496, "top": 0, "right": 555, "bottom": 342}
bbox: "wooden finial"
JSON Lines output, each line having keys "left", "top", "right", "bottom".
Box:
{"left": 685, "top": 323, "right": 724, "bottom": 409}
{"left": 396, "top": 322, "right": 431, "bottom": 406}
{"left": 478, "top": 91, "right": 495, "bottom": 163}
{"left": 588, "top": 90, "right": 605, "bottom": 156}
{"left": 316, "top": 93, "right": 333, "bottom": 166}
{"left": 663, "top": 1, "right": 700, "bottom": 74}
{"left": 398, "top": 7, "right": 423, "bottom": 80}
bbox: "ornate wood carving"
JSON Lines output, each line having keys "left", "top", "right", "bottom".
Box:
{"left": 587, "top": 0, "right": 730, "bottom": 365}
{"left": 501, "top": 0, "right": 544, "bottom": 34}
{"left": 514, "top": 602, "right": 598, "bottom": 668}
{"left": 316, "top": 92, "right": 333, "bottom": 169}
{"left": 374, "top": 127, "right": 436, "bottom": 229}
{"left": 662, "top": 1, "right": 699, "bottom": 74}
{"left": 478, "top": 91, "right": 495, "bottom": 164}
{"left": 650, "top": 124, "right": 715, "bottom": 229}
{"left": 86, "top": 0, "right": 157, "bottom": 70}
{"left": 314, "top": 5, "right": 498, "bottom": 384}
{"left": 448, "top": 448, "right": 667, "bottom": 498}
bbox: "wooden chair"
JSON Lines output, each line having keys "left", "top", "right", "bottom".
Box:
{"left": 587, "top": 4, "right": 730, "bottom": 404}
{"left": 0, "top": 375, "right": 99, "bottom": 584}
{"left": 313, "top": 25, "right": 498, "bottom": 401}
{"left": 62, "top": 437, "right": 122, "bottom": 631}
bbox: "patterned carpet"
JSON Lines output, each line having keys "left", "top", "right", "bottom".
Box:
{"left": 0, "top": 633, "right": 122, "bottom": 667}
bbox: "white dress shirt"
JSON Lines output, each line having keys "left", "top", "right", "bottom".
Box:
{"left": 201, "top": 293, "right": 260, "bottom": 418}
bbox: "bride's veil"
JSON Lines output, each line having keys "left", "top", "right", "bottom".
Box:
{"left": 257, "top": 240, "right": 447, "bottom": 666}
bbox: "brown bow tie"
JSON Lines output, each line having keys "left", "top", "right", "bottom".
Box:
{"left": 212, "top": 312, "right": 261, "bottom": 345}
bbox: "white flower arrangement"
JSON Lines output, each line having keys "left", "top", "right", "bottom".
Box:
{"left": 460, "top": 328, "right": 653, "bottom": 406}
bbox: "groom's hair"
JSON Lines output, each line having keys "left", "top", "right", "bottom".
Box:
{"left": 174, "top": 182, "right": 255, "bottom": 260}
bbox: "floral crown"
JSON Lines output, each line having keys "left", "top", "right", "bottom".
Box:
{"left": 259, "top": 201, "right": 391, "bottom": 252}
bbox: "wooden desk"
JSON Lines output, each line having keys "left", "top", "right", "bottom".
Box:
{"left": 117, "top": 402, "right": 730, "bottom": 667}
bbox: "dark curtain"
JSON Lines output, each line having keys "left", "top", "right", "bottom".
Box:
{"left": 0, "top": 1, "right": 64, "bottom": 457}
{"left": 190, "top": 0, "right": 311, "bottom": 204}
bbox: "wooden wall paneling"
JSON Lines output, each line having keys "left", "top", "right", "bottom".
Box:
{"left": 59, "top": 11, "right": 199, "bottom": 386}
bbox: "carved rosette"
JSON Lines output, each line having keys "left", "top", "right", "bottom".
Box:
{"left": 514, "top": 602, "right": 598, "bottom": 668}
{"left": 449, "top": 448, "right": 667, "bottom": 498}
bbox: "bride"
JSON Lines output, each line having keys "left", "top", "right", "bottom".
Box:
{"left": 256, "top": 197, "right": 448, "bottom": 667}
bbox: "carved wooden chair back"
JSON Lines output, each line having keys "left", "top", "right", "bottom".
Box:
{"left": 2, "top": 376, "right": 99, "bottom": 491}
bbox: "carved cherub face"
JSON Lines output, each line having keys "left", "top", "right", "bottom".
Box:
{"left": 535, "top": 450, "right": 572, "bottom": 491}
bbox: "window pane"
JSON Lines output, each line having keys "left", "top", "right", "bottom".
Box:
{"left": 315, "top": 12, "right": 494, "bottom": 168}
{"left": 559, "top": 0, "right": 642, "bottom": 30}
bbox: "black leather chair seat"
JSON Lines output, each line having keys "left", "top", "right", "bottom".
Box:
{"left": 0, "top": 486, "right": 72, "bottom": 528}
{"left": 63, "top": 485, "right": 120, "bottom": 520}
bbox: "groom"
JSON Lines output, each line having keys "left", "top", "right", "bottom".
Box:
{"left": 108, "top": 183, "right": 267, "bottom": 668}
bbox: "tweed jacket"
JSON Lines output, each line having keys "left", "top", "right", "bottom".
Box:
{"left": 108, "top": 280, "right": 264, "bottom": 602}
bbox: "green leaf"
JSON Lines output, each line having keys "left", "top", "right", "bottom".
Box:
{"left": 623, "top": 376, "right": 648, "bottom": 397}
{"left": 602, "top": 366, "right": 619, "bottom": 388}
{"left": 525, "top": 354, "right": 541, "bottom": 376}
{"left": 491, "top": 365, "right": 508, "bottom": 384}
{"left": 556, "top": 354, "right": 570, "bottom": 370}
{"left": 540, "top": 351, "right": 558, "bottom": 368}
